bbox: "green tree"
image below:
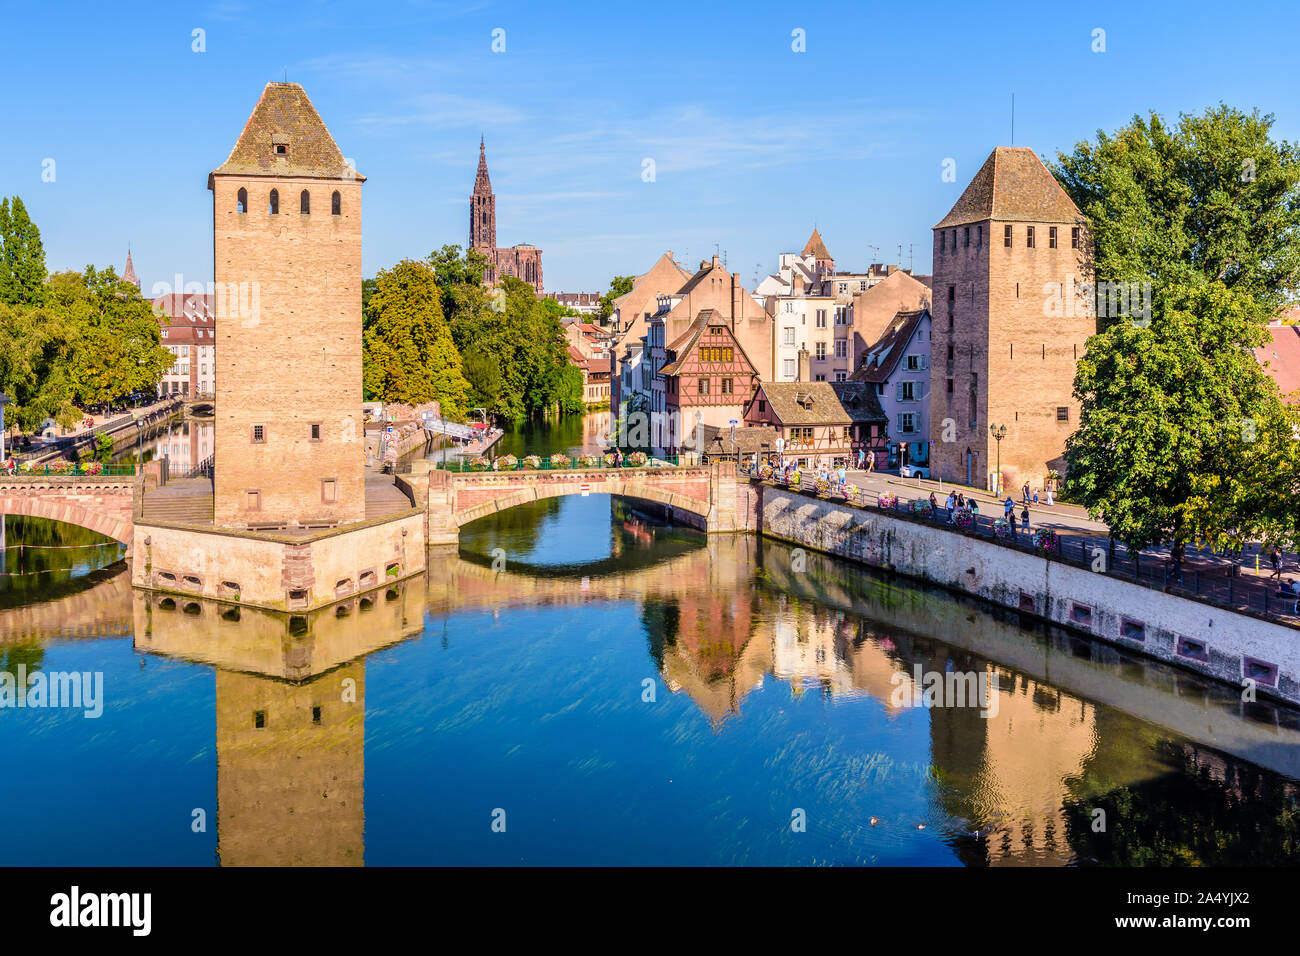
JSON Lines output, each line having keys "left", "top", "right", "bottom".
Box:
{"left": 0, "top": 196, "right": 48, "bottom": 306}
{"left": 1055, "top": 106, "right": 1300, "bottom": 558}
{"left": 362, "top": 258, "right": 471, "bottom": 419}
{"left": 598, "top": 275, "right": 634, "bottom": 323}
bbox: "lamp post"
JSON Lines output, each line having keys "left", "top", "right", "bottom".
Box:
{"left": 989, "top": 424, "right": 1007, "bottom": 495}
{"left": 0, "top": 393, "right": 10, "bottom": 464}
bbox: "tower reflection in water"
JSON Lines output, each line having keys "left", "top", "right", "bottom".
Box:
{"left": 132, "top": 581, "right": 426, "bottom": 866}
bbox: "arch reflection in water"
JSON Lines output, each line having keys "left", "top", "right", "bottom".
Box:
{"left": 132, "top": 580, "right": 425, "bottom": 866}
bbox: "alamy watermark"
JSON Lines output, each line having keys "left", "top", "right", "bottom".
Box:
{"left": 0, "top": 666, "right": 103, "bottom": 718}
{"left": 888, "top": 665, "right": 1000, "bottom": 718}
{"left": 1043, "top": 274, "right": 1152, "bottom": 327}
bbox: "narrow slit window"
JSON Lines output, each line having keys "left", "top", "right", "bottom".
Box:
{"left": 300, "top": 189, "right": 310, "bottom": 215}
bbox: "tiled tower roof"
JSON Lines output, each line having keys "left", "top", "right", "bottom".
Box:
{"left": 211, "top": 82, "right": 363, "bottom": 182}
{"left": 802, "top": 228, "right": 831, "bottom": 260}
{"left": 935, "top": 146, "right": 1081, "bottom": 228}
{"left": 474, "top": 137, "right": 492, "bottom": 195}
{"left": 122, "top": 249, "right": 139, "bottom": 288}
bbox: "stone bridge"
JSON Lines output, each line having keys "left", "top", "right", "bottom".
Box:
{"left": 405, "top": 461, "right": 758, "bottom": 545}
{"left": 0, "top": 476, "right": 138, "bottom": 552}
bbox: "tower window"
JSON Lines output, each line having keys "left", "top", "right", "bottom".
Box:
{"left": 322, "top": 479, "right": 337, "bottom": 503}
{"left": 236, "top": 188, "right": 247, "bottom": 214}
{"left": 1026, "top": 226, "right": 1035, "bottom": 248}
{"left": 245, "top": 490, "right": 261, "bottom": 511}
{"left": 331, "top": 191, "right": 341, "bottom": 216}
{"left": 1003, "top": 225, "right": 1012, "bottom": 247}
{"left": 251, "top": 424, "right": 265, "bottom": 443}
{"left": 1071, "top": 226, "right": 1081, "bottom": 249}
{"left": 1049, "top": 226, "right": 1058, "bottom": 248}
{"left": 274, "top": 143, "right": 287, "bottom": 156}
{"left": 300, "top": 190, "right": 310, "bottom": 215}
{"left": 963, "top": 227, "right": 970, "bottom": 248}
{"left": 269, "top": 189, "right": 279, "bottom": 215}
{"left": 310, "top": 423, "right": 322, "bottom": 442}
{"left": 1057, "top": 406, "right": 1069, "bottom": 422}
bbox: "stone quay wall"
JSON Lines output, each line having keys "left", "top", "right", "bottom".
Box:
{"left": 757, "top": 483, "right": 1300, "bottom": 705}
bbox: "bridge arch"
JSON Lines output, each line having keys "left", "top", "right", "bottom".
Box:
{"left": 451, "top": 475, "right": 712, "bottom": 529}
{"left": 0, "top": 490, "right": 134, "bottom": 547}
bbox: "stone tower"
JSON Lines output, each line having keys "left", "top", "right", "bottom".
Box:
{"left": 928, "top": 146, "right": 1093, "bottom": 491}
{"left": 469, "top": 137, "right": 496, "bottom": 256}
{"left": 208, "top": 82, "right": 366, "bottom": 528}
{"left": 802, "top": 228, "right": 834, "bottom": 279}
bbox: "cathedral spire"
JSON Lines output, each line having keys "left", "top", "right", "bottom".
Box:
{"left": 474, "top": 137, "right": 492, "bottom": 196}
{"left": 123, "top": 248, "right": 140, "bottom": 288}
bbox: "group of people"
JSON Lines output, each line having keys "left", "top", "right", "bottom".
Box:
{"left": 932, "top": 490, "right": 980, "bottom": 524}
{"left": 1019, "top": 481, "right": 1054, "bottom": 507}
{"left": 1003, "top": 496, "right": 1033, "bottom": 536}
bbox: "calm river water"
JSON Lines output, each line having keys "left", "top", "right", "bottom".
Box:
{"left": 1, "top": 417, "right": 1298, "bottom": 865}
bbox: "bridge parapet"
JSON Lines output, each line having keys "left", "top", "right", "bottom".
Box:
{"left": 0, "top": 475, "right": 139, "bottom": 549}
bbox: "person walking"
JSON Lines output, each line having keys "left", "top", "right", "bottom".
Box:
{"left": 1270, "top": 545, "right": 1283, "bottom": 583}
{"left": 1022, "top": 482, "right": 1031, "bottom": 506}
{"left": 1004, "top": 496, "right": 1015, "bottom": 521}
{"left": 1021, "top": 504, "right": 1030, "bottom": 537}
{"left": 946, "top": 491, "right": 957, "bottom": 524}
{"left": 836, "top": 464, "right": 847, "bottom": 492}
{"left": 857, "top": 448, "right": 865, "bottom": 470}
{"left": 928, "top": 491, "right": 938, "bottom": 519}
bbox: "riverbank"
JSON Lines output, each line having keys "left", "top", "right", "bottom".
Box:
{"left": 754, "top": 482, "right": 1300, "bottom": 706}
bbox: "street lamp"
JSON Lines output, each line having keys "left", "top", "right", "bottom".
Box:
{"left": 989, "top": 424, "right": 1007, "bottom": 495}
{"left": 0, "top": 393, "right": 10, "bottom": 463}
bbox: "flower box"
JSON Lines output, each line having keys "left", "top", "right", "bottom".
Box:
{"left": 521, "top": 455, "right": 542, "bottom": 469}
{"left": 1034, "top": 528, "right": 1058, "bottom": 553}
{"left": 627, "top": 451, "right": 648, "bottom": 467}
{"left": 993, "top": 518, "right": 1011, "bottom": 539}
{"left": 549, "top": 454, "right": 572, "bottom": 469}
{"left": 468, "top": 456, "right": 490, "bottom": 471}
{"left": 495, "top": 454, "right": 518, "bottom": 471}
{"left": 878, "top": 493, "right": 897, "bottom": 509}
{"left": 953, "top": 510, "right": 973, "bottom": 531}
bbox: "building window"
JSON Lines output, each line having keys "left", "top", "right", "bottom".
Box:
{"left": 322, "top": 479, "right": 337, "bottom": 503}
{"left": 300, "top": 189, "right": 310, "bottom": 214}
{"left": 1003, "top": 225, "right": 1012, "bottom": 247}
{"left": 275, "top": 143, "right": 287, "bottom": 156}
{"left": 900, "top": 413, "right": 917, "bottom": 434}
{"left": 1071, "top": 226, "right": 1081, "bottom": 249}
{"left": 815, "top": 342, "right": 827, "bottom": 360}
{"left": 1049, "top": 226, "right": 1058, "bottom": 248}
{"left": 720, "top": 378, "right": 733, "bottom": 395}
{"left": 905, "top": 354, "right": 924, "bottom": 370}
{"left": 782, "top": 359, "right": 795, "bottom": 378}
{"left": 269, "top": 189, "right": 279, "bottom": 215}
{"left": 946, "top": 344, "right": 954, "bottom": 362}
{"left": 697, "top": 378, "right": 710, "bottom": 395}
{"left": 331, "top": 190, "right": 341, "bottom": 216}
{"left": 815, "top": 310, "right": 827, "bottom": 328}
{"left": 1026, "top": 226, "right": 1035, "bottom": 248}
{"left": 834, "top": 371, "right": 847, "bottom": 382}
{"left": 783, "top": 327, "right": 795, "bottom": 345}
{"left": 1057, "top": 406, "right": 1069, "bottom": 422}
{"left": 236, "top": 188, "right": 247, "bottom": 214}
{"left": 245, "top": 490, "right": 261, "bottom": 511}
{"left": 835, "top": 307, "right": 848, "bottom": 326}
{"left": 977, "top": 225, "right": 983, "bottom": 246}
{"left": 251, "top": 424, "right": 265, "bottom": 443}
{"left": 310, "top": 423, "right": 322, "bottom": 442}
{"left": 964, "top": 227, "right": 970, "bottom": 247}
{"left": 900, "top": 381, "right": 917, "bottom": 401}
{"left": 834, "top": 340, "right": 847, "bottom": 359}
{"left": 946, "top": 378, "right": 954, "bottom": 395}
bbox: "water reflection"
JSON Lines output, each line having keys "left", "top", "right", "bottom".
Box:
{"left": 0, "top": 495, "right": 1297, "bottom": 865}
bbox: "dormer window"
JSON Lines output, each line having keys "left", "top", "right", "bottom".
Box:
{"left": 275, "top": 144, "right": 287, "bottom": 156}
{"left": 272, "top": 134, "right": 290, "bottom": 158}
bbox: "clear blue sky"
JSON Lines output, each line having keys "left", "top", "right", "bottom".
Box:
{"left": 4, "top": 0, "right": 1299, "bottom": 295}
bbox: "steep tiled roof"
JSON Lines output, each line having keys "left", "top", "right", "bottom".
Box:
{"left": 802, "top": 228, "right": 831, "bottom": 260}
{"left": 851, "top": 309, "right": 929, "bottom": 384}
{"left": 830, "top": 381, "right": 887, "bottom": 423}
{"left": 935, "top": 146, "right": 1080, "bottom": 228}
{"left": 212, "top": 83, "right": 363, "bottom": 181}
{"left": 1254, "top": 322, "right": 1300, "bottom": 401}
{"left": 755, "top": 382, "right": 852, "bottom": 426}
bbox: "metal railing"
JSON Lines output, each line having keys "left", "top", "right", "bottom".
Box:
{"left": 435, "top": 455, "right": 683, "bottom": 473}
{"left": 9, "top": 463, "right": 139, "bottom": 477}
{"left": 182, "top": 454, "right": 214, "bottom": 479}
{"left": 742, "top": 465, "right": 1300, "bottom": 626}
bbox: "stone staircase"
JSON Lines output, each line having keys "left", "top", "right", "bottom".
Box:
{"left": 140, "top": 477, "right": 214, "bottom": 525}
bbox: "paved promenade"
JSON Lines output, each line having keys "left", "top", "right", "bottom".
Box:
{"left": 832, "top": 469, "right": 1300, "bottom": 624}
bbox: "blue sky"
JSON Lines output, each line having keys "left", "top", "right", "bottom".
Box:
{"left": 4, "top": 0, "right": 1299, "bottom": 295}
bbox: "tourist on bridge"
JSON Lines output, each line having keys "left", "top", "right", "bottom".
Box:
{"left": 928, "top": 491, "right": 938, "bottom": 519}
{"left": 856, "top": 449, "right": 865, "bottom": 470}
{"left": 1003, "top": 497, "right": 1015, "bottom": 520}
{"left": 945, "top": 491, "right": 956, "bottom": 524}
{"left": 1021, "top": 505, "right": 1031, "bottom": 537}
{"left": 1270, "top": 545, "right": 1283, "bottom": 583}
{"left": 1022, "top": 482, "right": 1031, "bottom": 505}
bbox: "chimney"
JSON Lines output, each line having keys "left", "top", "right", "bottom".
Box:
{"left": 797, "top": 348, "right": 810, "bottom": 382}
{"left": 712, "top": 253, "right": 720, "bottom": 269}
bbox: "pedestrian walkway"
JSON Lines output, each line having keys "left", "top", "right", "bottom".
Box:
{"left": 760, "top": 466, "right": 1300, "bottom": 626}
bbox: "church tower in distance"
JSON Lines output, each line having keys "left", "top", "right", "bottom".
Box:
{"left": 208, "top": 82, "right": 366, "bottom": 528}
{"left": 928, "top": 146, "right": 1093, "bottom": 492}
{"left": 469, "top": 137, "right": 496, "bottom": 256}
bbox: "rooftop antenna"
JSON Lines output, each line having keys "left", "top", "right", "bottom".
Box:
{"left": 909, "top": 243, "right": 914, "bottom": 271}
{"left": 284, "top": 67, "right": 288, "bottom": 83}
{"left": 867, "top": 244, "right": 880, "bottom": 266}
{"left": 897, "top": 243, "right": 903, "bottom": 263}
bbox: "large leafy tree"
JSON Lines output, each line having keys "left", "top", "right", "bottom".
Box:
{"left": 0, "top": 196, "right": 48, "bottom": 307}
{"left": 1055, "top": 106, "right": 1300, "bottom": 557}
{"left": 362, "top": 258, "right": 471, "bottom": 419}
{"left": 0, "top": 267, "right": 170, "bottom": 430}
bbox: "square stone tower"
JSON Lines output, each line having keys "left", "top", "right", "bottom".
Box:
{"left": 208, "top": 83, "right": 366, "bottom": 528}
{"left": 928, "top": 147, "right": 1094, "bottom": 491}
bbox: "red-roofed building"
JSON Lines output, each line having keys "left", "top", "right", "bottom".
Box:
{"left": 152, "top": 292, "right": 216, "bottom": 397}
{"left": 1255, "top": 320, "right": 1300, "bottom": 402}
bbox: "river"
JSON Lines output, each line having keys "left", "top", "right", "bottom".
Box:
{"left": 1, "top": 415, "right": 1298, "bottom": 865}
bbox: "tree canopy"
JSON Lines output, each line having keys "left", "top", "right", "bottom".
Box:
{"left": 0, "top": 196, "right": 48, "bottom": 307}
{"left": 1055, "top": 106, "right": 1300, "bottom": 553}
